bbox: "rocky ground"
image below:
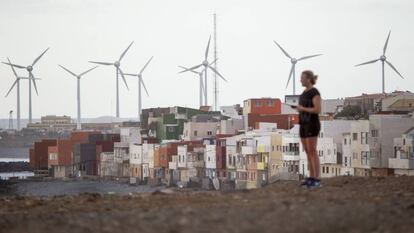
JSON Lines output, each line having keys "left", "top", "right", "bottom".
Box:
{"left": 1, "top": 176, "right": 414, "bottom": 233}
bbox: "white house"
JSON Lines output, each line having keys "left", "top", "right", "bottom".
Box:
{"left": 205, "top": 144, "right": 216, "bottom": 178}
{"left": 389, "top": 127, "right": 414, "bottom": 176}
{"left": 182, "top": 121, "right": 219, "bottom": 141}
{"left": 341, "top": 133, "right": 354, "bottom": 176}
{"left": 120, "top": 127, "right": 141, "bottom": 144}
{"left": 220, "top": 118, "right": 244, "bottom": 135}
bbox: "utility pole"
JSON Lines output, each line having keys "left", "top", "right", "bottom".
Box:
{"left": 213, "top": 12, "right": 218, "bottom": 111}
{"left": 9, "top": 110, "right": 13, "bottom": 130}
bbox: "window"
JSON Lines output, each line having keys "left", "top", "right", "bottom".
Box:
{"left": 256, "top": 101, "right": 261, "bottom": 107}
{"left": 168, "top": 127, "right": 174, "bottom": 132}
{"left": 361, "top": 132, "right": 368, "bottom": 145}
{"left": 371, "top": 130, "right": 378, "bottom": 137}
{"left": 361, "top": 151, "right": 370, "bottom": 165}
{"left": 352, "top": 133, "right": 358, "bottom": 141}
{"left": 352, "top": 153, "right": 358, "bottom": 160}
{"left": 268, "top": 100, "right": 273, "bottom": 106}
{"left": 344, "top": 138, "right": 347, "bottom": 145}
{"left": 207, "top": 131, "right": 212, "bottom": 136}
{"left": 194, "top": 130, "right": 198, "bottom": 136}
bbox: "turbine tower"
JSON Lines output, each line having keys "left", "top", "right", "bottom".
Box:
{"left": 124, "top": 56, "right": 153, "bottom": 122}
{"left": 179, "top": 36, "right": 226, "bottom": 107}
{"left": 178, "top": 66, "right": 206, "bottom": 107}
{"left": 58, "top": 64, "right": 98, "bottom": 130}
{"left": 2, "top": 48, "right": 49, "bottom": 123}
{"left": 89, "top": 41, "right": 133, "bottom": 118}
{"left": 273, "top": 41, "right": 322, "bottom": 95}
{"left": 4, "top": 58, "right": 32, "bottom": 130}
{"left": 355, "top": 31, "right": 404, "bottom": 94}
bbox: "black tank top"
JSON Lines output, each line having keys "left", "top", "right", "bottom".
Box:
{"left": 299, "top": 87, "right": 321, "bottom": 125}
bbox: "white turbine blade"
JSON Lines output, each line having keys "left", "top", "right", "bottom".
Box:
{"left": 58, "top": 65, "right": 77, "bottom": 77}
{"left": 117, "top": 68, "right": 129, "bottom": 90}
{"left": 7, "top": 58, "right": 19, "bottom": 77}
{"left": 5, "top": 79, "right": 18, "bottom": 97}
{"left": 285, "top": 65, "right": 294, "bottom": 89}
{"left": 298, "top": 54, "right": 323, "bottom": 61}
{"left": 89, "top": 61, "right": 113, "bottom": 66}
{"left": 32, "top": 48, "right": 49, "bottom": 66}
{"left": 383, "top": 30, "right": 391, "bottom": 55}
{"left": 208, "top": 65, "right": 227, "bottom": 82}
{"left": 139, "top": 56, "right": 154, "bottom": 75}
{"left": 123, "top": 73, "right": 139, "bottom": 77}
{"left": 179, "top": 64, "right": 203, "bottom": 73}
{"left": 386, "top": 60, "right": 404, "bottom": 79}
{"left": 2, "top": 61, "right": 26, "bottom": 69}
{"left": 209, "top": 58, "right": 218, "bottom": 66}
{"left": 119, "top": 41, "right": 134, "bottom": 61}
{"left": 205, "top": 35, "right": 211, "bottom": 60}
{"left": 355, "top": 59, "right": 379, "bottom": 67}
{"left": 30, "top": 73, "right": 39, "bottom": 96}
{"left": 140, "top": 78, "right": 149, "bottom": 96}
{"left": 79, "top": 66, "right": 98, "bottom": 77}
{"left": 178, "top": 66, "right": 198, "bottom": 75}
{"left": 273, "top": 40, "right": 291, "bottom": 59}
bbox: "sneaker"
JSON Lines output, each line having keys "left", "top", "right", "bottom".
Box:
{"left": 307, "top": 179, "right": 322, "bottom": 188}
{"left": 300, "top": 177, "right": 313, "bottom": 186}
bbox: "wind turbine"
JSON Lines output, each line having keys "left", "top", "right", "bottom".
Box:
{"left": 273, "top": 41, "right": 322, "bottom": 95}
{"left": 4, "top": 58, "right": 37, "bottom": 130}
{"left": 178, "top": 59, "right": 217, "bottom": 108}
{"left": 179, "top": 36, "right": 226, "bottom": 106}
{"left": 178, "top": 66, "right": 205, "bottom": 107}
{"left": 123, "top": 56, "right": 153, "bottom": 122}
{"left": 89, "top": 41, "right": 133, "bottom": 118}
{"left": 2, "top": 48, "right": 49, "bottom": 123}
{"left": 355, "top": 31, "right": 404, "bottom": 94}
{"left": 58, "top": 64, "right": 98, "bottom": 130}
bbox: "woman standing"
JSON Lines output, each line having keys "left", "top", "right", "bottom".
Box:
{"left": 295, "top": 70, "right": 322, "bottom": 188}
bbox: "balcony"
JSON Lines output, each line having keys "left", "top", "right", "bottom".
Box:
{"left": 168, "top": 162, "right": 177, "bottom": 170}
{"left": 257, "top": 162, "right": 266, "bottom": 170}
{"left": 257, "top": 145, "right": 270, "bottom": 153}
{"left": 389, "top": 158, "right": 414, "bottom": 169}
{"left": 242, "top": 146, "right": 256, "bottom": 155}
{"left": 282, "top": 152, "right": 300, "bottom": 161}
{"left": 187, "top": 161, "right": 204, "bottom": 168}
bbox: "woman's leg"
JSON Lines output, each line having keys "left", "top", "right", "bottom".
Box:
{"left": 301, "top": 138, "right": 313, "bottom": 178}
{"left": 306, "top": 136, "right": 320, "bottom": 179}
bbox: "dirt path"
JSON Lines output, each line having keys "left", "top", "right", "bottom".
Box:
{"left": 1, "top": 176, "right": 414, "bottom": 233}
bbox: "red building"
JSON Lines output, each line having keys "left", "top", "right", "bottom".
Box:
{"left": 243, "top": 98, "right": 282, "bottom": 115}
{"left": 247, "top": 113, "right": 299, "bottom": 130}
{"left": 31, "top": 140, "right": 57, "bottom": 170}
{"left": 215, "top": 134, "right": 233, "bottom": 178}
{"left": 56, "top": 139, "right": 73, "bottom": 166}
{"left": 159, "top": 141, "right": 203, "bottom": 169}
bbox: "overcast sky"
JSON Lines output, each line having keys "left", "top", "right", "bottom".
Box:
{"left": 0, "top": 0, "right": 413, "bottom": 119}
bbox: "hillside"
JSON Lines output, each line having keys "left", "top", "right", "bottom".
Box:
{"left": 1, "top": 176, "right": 414, "bottom": 233}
